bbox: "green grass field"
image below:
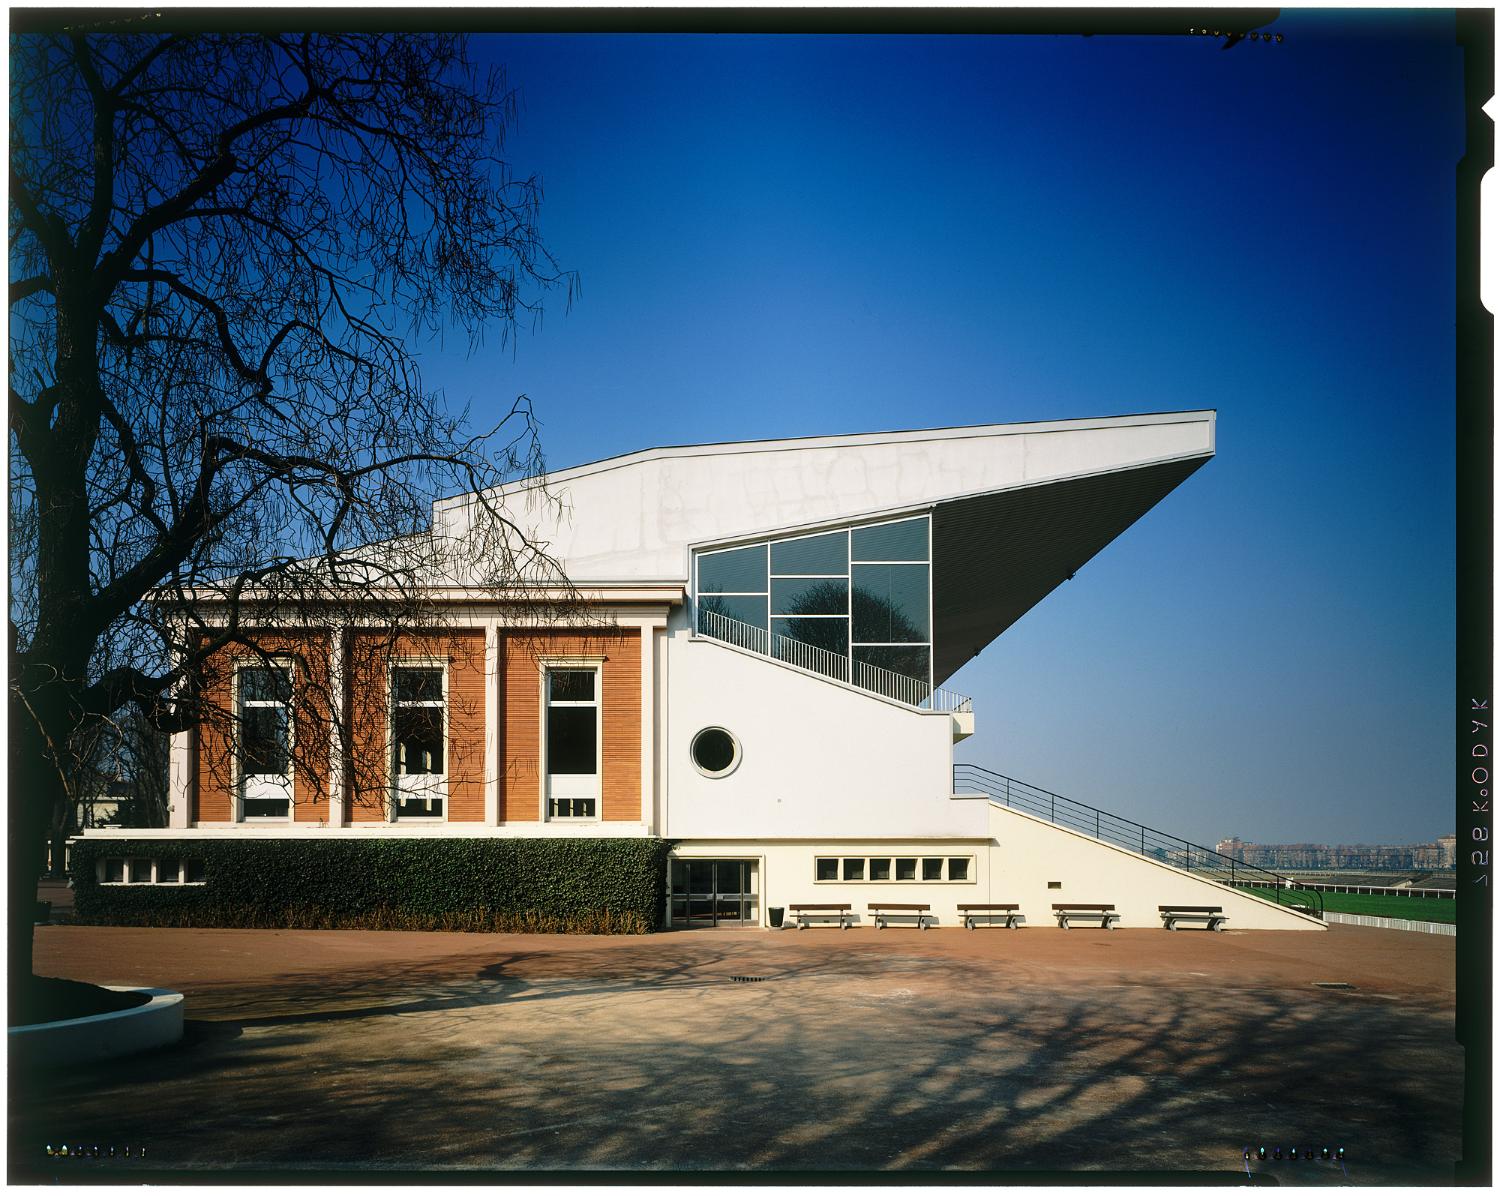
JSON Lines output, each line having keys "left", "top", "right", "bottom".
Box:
{"left": 1242, "top": 887, "right": 1455, "bottom": 924}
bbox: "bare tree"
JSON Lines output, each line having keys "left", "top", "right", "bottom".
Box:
{"left": 9, "top": 28, "right": 577, "bottom": 990}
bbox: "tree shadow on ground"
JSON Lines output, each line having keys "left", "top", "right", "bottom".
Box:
{"left": 8, "top": 938, "right": 1462, "bottom": 1182}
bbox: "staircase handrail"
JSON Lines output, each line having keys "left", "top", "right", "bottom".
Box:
{"left": 953, "top": 762, "right": 1323, "bottom": 919}
{"left": 696, "top": 607, "right": 972, "bottom": 714}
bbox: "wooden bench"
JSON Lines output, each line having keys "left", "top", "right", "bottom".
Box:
{"left": 790, "top": 902, "right": 852, "bottom": 930}
{"left": 1159, "top": 905, "right": 1228, "bottom": 931}
{"left": 958, "top": 903, "right": 1024, "bottom": 929}
{"left": 868, "top": 902, "right": 932, "bottom": 930}
{"left": 1052, "top": 903, "right": 1119, "bottom": 929}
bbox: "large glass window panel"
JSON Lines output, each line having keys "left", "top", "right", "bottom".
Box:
{"left": 854, "top": 645, "right": 931, "bottom": 685}
{"left": 697, "top": 544, "right": 768, "bottom": 594}
{"left": 771, "top": 530, "right": 848, "bottom": 576}
{"left": 716, "top": 860, "right": 746, "bottom": 895}
{"left": 393, "top": 667, "right": 443, "bottom": 703}
{"left": 771, "top": 577, "right": 848, "bottom": 617}
{"left": 852, "top": 563, "right": 930, "bottom": 642}
{"left": 547, "top": 705, "right": 597, "bottom": 775}
{"left": 396, "top": 794, "right": 445, "bottom": 818}
{"left": 242, "top": 706, "right": 290, "bottom": 776}
{"left": 548, "top": 669, "right": 595, "bottom": 702}
{"left": 395, "top": 706, "right": 444, "bottom": 774}
{"left": 240, "top": 666, "right": 293, "bottom": 703}
{"left": 773, "top": 617, "right": 849, "bottom": 658}
{"left": 699, "top": 594, "right": 768, "bottom": 631}
{"left": 852, "top": 517, "right": 929, "bottom": 562}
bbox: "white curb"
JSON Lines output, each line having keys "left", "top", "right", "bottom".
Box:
{"left": 9, "top": 987, "right": 185, "bottom": 1067}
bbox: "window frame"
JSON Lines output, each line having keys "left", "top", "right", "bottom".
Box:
{"left": 689, "top": 726, "right": 742, "bottom": 779}
{"left": 812, "top": 854, "right": 976, "bottom": 884}
{"left": 233, "top": 658, "right": 295, "bottom": 824}
{"left": 388, "top": 657, "right": 450, "bottom": 823}
{"left": 693, "top": 513, "right": 935, "bottom": 698}
{"left": 98, "top": 857, "right": 207, "bottom": 887}
{"left": 539, "top": 657, "right": 605, "bottom": 823}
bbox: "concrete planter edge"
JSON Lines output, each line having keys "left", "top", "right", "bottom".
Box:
{"left": 8, "top": 987, "right": 185, "bottom": 1067}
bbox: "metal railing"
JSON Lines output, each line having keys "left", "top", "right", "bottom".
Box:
{"left": 695, "top": 607, "right": 973, "bottom": 714}
{"left": 953, "top": 763, "right": 1324, "bottom": 919}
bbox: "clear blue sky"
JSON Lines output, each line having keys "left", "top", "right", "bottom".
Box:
{"left": 429, "top": 14, "right": 1462, "bottom": 846}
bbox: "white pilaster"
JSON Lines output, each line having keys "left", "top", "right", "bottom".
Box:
{"left": 168, "top": 731, "right": 192, "bottom": 829}
{"left": 640, "top": 623, "right": 655, "bottom": 831}
{"left": 327, "top": 628, "right": 346, "bottom": 826}
{"left": 168, "top": 632, "right": 192, "bottom": 829}
{"left": 484, "top": 620, "right": 500, "bottom": 825}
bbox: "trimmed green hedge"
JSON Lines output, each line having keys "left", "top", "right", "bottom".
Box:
{"left": 69, "top": 837, "right": 671, "bottom": 934}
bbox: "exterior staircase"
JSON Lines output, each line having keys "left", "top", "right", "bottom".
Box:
{"left": 954, "top": 763, "right": 1325, "bottom": 920}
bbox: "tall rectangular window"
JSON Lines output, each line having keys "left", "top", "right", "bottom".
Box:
{"left": 393, "top": 665, "right": 445, "bottom": 819}
{"left": 547, "top": 667, "right": 599, "bottom": 819}
{"left": 239, "top": 664, "right": 292, "bottom": 819}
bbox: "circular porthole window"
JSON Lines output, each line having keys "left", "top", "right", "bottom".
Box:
{"left": 691, "top": 727, "right": 741, "bottom": 778}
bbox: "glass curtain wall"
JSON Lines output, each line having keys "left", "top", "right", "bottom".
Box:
{"left": 696, "top": 515, "right": 932, "bottom": 702}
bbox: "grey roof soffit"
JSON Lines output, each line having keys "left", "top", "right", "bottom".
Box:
{"left": 931, "top": 454, "right": 1211, "bottom": 686}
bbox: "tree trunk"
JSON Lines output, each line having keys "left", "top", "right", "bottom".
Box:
{"left": 9, "top": 692, "right": 66, "bottom": 1003}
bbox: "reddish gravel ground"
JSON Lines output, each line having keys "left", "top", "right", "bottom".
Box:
{"left": 11, "top": 918, "right": 1464, "bottom": 1183}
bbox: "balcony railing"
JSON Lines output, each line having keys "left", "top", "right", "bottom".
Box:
{"left": 695, "top": 607, "right": 972, "bottom": 714}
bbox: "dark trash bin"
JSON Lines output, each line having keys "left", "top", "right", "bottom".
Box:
{"left": 769, "top": 906, "right": 785, "bottom": 928}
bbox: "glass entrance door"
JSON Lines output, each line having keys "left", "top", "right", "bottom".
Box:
{"left": 669, "top": 859, "right": 758, "bottom": 927}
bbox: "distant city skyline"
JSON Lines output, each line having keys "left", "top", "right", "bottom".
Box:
{"left": 1217, "top": 835, "right": 1458, "bottom": 871}
{"left": 416, "top": 14, "right": 1462, "bottom": 844}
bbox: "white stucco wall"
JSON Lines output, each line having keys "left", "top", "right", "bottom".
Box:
{"left": 985, "top": 803, "right": 1324, "bottom": 930}
{"left": 672, "top": 802, "right": 1324, "bottom": 930}
{"left": 670, "top": 838, "right": 993, "bottom": 928}
{"left": 662, "top": 621, "right": 978, "bottom": 840}
{"left": 435, "top": 411, "right": 1215, "bottom": 582}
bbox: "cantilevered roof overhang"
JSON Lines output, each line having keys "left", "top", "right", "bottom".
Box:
{"left": 929, "top": 454, "right": 1210, "bottom": 684}
{"left": 428, "top": 410, "right": 1215, "bottom": 674}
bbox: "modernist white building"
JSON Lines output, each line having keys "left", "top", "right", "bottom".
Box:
{"left": 97, "top": 409, "right": 1323, "bottom": 931}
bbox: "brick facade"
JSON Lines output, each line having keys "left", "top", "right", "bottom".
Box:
{"left": 193, "top": 624, "right": 642, "bottom": 827}
{"left": 194, "top": 632, "right": 331, "bottom": 823}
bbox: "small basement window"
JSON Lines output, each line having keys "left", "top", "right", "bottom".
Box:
{"left": 100, "top": 857, "right": 207, "bottom": 886}
{"left": 814, "top": 855, "right": 976, "bottom": 883}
